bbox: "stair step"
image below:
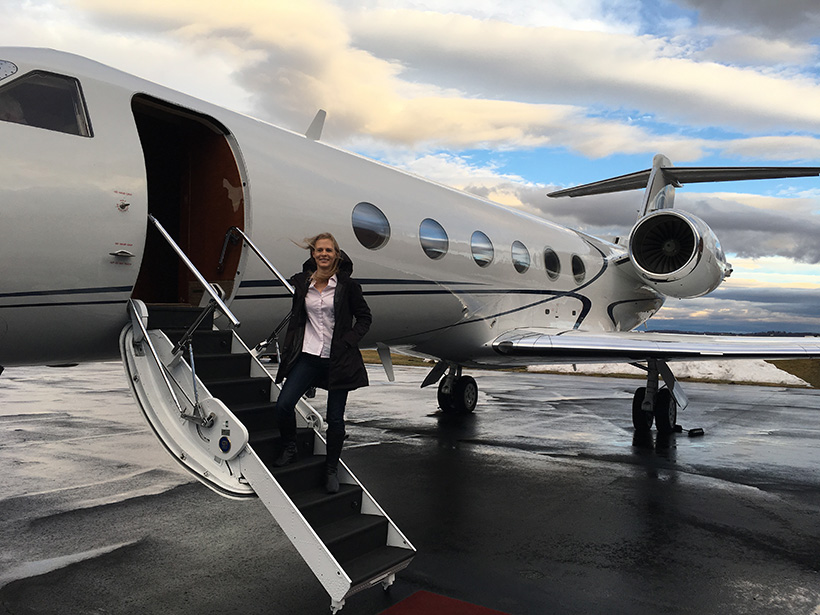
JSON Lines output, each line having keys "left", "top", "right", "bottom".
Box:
{"left": 292, "top": 484, "right": 362, "bottom": 527}
{"left": 269, "top": 456, "right": 327, "bottom": 494}
{"left": 192, "top": 353, "right": 251, "bottom": 380}
{"left": 205, "top": 376, "right": 271, "bottom": 406}
{"left": 250, "top": 428, "right": 315, "bottom": 464}
{"left": 315, "top": 514, "right": 388, "bottom": 565}
{"left": 166, "top": 330, "right": 233, "bottom": 354}
{"left": 230, "top": 401, "right": 277, "bottom": 434}
{"left": 147, "top": 305, "right": 214, "bottom": 331}
{"left": 343, "top": 546, "right": 415, "bottom": 588}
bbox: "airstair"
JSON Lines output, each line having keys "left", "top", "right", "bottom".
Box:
{"left": 119, "top": 218, "right": 415, "bottom": 613}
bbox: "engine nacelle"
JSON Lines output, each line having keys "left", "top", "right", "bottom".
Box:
{"left": 628, "top": 210, "right": 732, "bottom": 299}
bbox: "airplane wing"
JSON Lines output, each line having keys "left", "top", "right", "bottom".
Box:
{"left": 492, "top": 329, "right": 820, "bottom": 362}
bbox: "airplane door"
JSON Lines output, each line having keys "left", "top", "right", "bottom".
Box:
{"left": 0, "top": 69, "right": 148, "bottom": 365}
{"left": 130, "top": 95, "right": 246, "bottom": 307}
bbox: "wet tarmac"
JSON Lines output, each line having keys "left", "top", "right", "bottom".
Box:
{"left": 1, "top": 362, "right": 819, "bottom": 614}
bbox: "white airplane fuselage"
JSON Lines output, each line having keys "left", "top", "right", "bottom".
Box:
{"left": 0, "top": 47, "right": 661, "bottom": 369}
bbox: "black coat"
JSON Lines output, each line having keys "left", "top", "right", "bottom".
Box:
{"left": 274, "top": 252, "right": 372, "bottom": 391}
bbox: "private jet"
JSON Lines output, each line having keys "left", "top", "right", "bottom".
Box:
{"left": 1, "top": 47, "right": 819, "bottom": 611}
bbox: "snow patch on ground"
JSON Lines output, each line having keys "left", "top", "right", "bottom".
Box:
{"left": 0, "top": 541, "right": 140, "bottom": 589}
{"left": 527, "top": 359, "right": 809, "bottom": 386}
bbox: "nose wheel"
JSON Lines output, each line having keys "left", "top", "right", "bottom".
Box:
{"left": 437, "top": 371, "right": 478, "bottom": 414}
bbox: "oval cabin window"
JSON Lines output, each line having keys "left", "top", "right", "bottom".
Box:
{"left": 470, "top": 231, "right": 494, "bottom": 268}
{"left": 352, "top": 202, "right": 391, "bottom": 250}
{"left": 419, "top": 218, "right": 448, "bottom": 260}
{"left": 544, "top": 248, "right": 561, "bottom": 281}
{"left": 572, "top": 254, "right": 586, "bottom": 284}
{"left": 511, "top": 241, "right": 530, "bottom": 273}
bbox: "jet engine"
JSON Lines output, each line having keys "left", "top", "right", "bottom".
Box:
{"left": 628, "top": 210, "right": 732, "bottom": 299}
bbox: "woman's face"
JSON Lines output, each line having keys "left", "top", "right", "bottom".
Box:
{"left": 312, "top": 238, "right": 338, "bottom": 272}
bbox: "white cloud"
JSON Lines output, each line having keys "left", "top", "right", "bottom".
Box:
{"left": 348, "top": 8, "right": 820, "bottom": 133}
{"left": 344, "top": 0, "right": 644, "bottom": 32}
{"left": 719, "top": 136, "right": 820, "bottom": 163}
{"left": 9, "top": 0, "right": 697, "bottom": 158}
{"left": 7, "top": 1, "right": 818, "bottom": 160}
{"left": 0, "top": 1, "right": 260, "bottom": 112}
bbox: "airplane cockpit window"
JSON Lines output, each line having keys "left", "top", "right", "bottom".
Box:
{"left": 470, "top": 231, "right": 494, "bottom": 268}
{"left": 352, "top": 202, "right": 390, "bottom": 250}
{"left": 0, "top": 71, "right": 92, "bottom": 137}
{"left": 544, "top": 248, "right": 561, "bottom": 281}
{"left": 511, "top": 240, "right": 530, "bottom": 273}
{"left": 419, "top": 218, "right": 448, "bottom": 260}
{"left": 572, "top": 255, "right": 586, "bottom": 284}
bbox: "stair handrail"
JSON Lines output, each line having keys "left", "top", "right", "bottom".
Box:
{"left": 148, "top": 214, "right": 241, "bottom": 329}
{"left": 218, "top": 226, "right": 294, "bottom": 359}
{"left": 219, "top": 226, "right": 295, "bottom": 295}
{"left": 127, "top": 299, "right": 214, "bottom": 427}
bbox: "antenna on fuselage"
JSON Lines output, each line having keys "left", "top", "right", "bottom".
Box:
{"left": 305, "top": 109, "right": 326, "bottom": 141}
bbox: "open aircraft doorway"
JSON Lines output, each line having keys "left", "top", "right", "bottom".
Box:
{"left": 130, "top": 94, "right": 247, "bottom": 307}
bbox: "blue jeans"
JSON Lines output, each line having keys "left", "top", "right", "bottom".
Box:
{"left": 276, "top": 353, "right": 348, "bottom": 443}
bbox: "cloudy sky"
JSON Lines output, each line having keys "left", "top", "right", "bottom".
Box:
{"left": 4, "top": 0, "right": 820, "bottom": 333}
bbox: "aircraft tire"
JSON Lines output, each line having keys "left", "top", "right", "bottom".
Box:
{"left": 452, "top": 376, "right": 478, "bottom": 414}
{"left": 654, "top": 388, "right": 677, "bottom": 435}
{"left": 437, "top": 379, "right": 456, "bottom": 412}
{"left": 632, "top": 386, "right": 653, "bottom": 432}
{"left": 438, "top": 376, "right": 478, "bottom": 414}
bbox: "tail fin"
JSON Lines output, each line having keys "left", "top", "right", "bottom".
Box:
{"left": 547, "top": 154, "right": 820, "bottom": 219}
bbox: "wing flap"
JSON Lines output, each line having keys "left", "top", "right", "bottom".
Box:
{"left": 493, "top": 329, "right": 820, "bottom": 362}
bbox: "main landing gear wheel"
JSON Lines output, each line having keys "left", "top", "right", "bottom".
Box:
{"left": 632, "top": 386, "right": 653, "bottom": 432}
{"left": 654, "top": 388, "right": 677, "bottom": 435}
{"left": 438, "top": 375, "right": 478, "bottom": 414}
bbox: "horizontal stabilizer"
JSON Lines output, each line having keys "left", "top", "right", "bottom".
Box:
{"left": 548, "top": 166, "right": 820, "bottom": 198}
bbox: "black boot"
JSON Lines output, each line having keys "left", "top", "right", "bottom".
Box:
{"left": 325, "top": 467, "right": 339, "bottom": 494}
{"left": 325, "top": 429, "right": 345, "bottom": 493}
{"left": 273, "top": 441, "right": 297, "bottom": 467}
{"left": 274, "top": 410, "right": 298, "bottom": 467}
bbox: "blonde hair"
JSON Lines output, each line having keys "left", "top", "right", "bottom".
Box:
{"left": 303, "top": 232, "right": 341, "bottom": 283}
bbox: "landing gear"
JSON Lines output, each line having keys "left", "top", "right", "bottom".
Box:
{"left": 433, "top": 364, "right": 478, "bottom": 414}
{"left": 632, "top": 386, "right": 653, "bottom": 432}
{"left": 438, "top": 375, "right": 478, "bottom": 414}
{"left": 653, "top": 388, "right": 677, "bottom": 435}
{"left": 631, "top": 359, "right": 685, "bottom": 434}
{"left": 633, "top": 386, "right": 677, "bottom": 434}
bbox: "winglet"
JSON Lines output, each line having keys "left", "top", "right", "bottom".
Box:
{"left": 305, "top": 109, "right": 326, "bottom": 140}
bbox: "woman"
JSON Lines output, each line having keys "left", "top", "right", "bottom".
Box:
{"left": 273, "top": 232, "right": 372, "bottom": 494}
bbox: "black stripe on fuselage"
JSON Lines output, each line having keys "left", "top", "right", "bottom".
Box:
{"left": 0, "top": 286, "right": 133, "bottom": 309}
